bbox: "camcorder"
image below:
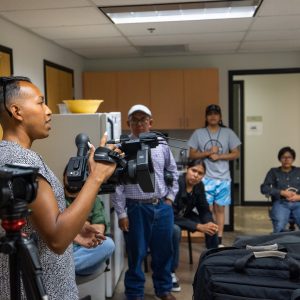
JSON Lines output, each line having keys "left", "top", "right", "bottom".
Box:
{"left": 0, "top": 164, "right": 38, "bottom": 212}
{"left": 66, "top": 132, "right": 160, "bottom": 194}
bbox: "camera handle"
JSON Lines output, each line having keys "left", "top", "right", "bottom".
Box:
{"left": 0, "top": 220, "right": 48, "bottom": 300}
{"left": 94, "top": 147, "right": 127, "bottom": 168}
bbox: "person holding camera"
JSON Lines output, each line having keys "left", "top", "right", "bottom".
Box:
{"left": 0, "top": 76, "right": 117, "bottom": 300}
{"left": 63, "top": 167, "right": 115, "bottom": 276}
{"left": 188, "top": 104, "right": 241, "bottom": 247}
{"left": 111, "top": 104, "right": 179, "bottom": 300}
{"left": 261, "top": 146, "right": 300, "bottom": 233}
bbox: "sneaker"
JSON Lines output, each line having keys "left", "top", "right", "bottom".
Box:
{"left": 218, "top": 244, "right": 225, "bottom": 248}
{"left": 171, "top": 273, "right": 181, "bottom": 292}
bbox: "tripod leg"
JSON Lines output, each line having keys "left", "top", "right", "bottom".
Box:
{"left": 9, "top": 252, "right": 21, "bottom": 300}
{"left": 18, "top": 236, "right": 48, "bottom": 300}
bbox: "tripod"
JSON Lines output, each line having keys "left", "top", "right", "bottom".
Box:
{"left": 0, "top": 202, "right": 48, "bottom": 300}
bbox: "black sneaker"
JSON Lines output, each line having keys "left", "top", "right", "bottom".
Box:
{"left": 171, "top": 273, "right": 181, "bottom": 292}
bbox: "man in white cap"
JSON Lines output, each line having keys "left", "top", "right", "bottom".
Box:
{"left": 111, "top": 104, "right": 179, "bottom": 300}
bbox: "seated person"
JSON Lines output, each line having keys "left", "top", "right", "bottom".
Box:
{"left": 171, "top": 159, "right": 219, "bottom": 292}
{"left": 261, "top": 146, "right": 300, "bottom": 233}
{"left": 64, "top": 167, "right": 115, "bottom": 276}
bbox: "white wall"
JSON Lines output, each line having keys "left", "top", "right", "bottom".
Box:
{"left": 237, "top": 74, "right": 300, "bottom": 202}
{"left": 84, "top": 52, "right": 300, "bottom": 125}
{"left": 0, "top": 17, "right": 84, "bottom": 97}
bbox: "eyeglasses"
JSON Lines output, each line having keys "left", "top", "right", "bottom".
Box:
{"left": 0, "top": 76, "right": 31, "bottom": 117}
{"left": 129, "top": 117, "right": 150, "bottom": 126}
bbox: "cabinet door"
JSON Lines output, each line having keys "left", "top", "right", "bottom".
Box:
{"left": 117, "top": 71, "right": 150, "bottom": 129}
{"left": 184, "top": 69, "right": 219, "bottom": 129}
{"left": 150, "top": 70, "right": 184, "bottom": 129}
{"left": 83, "top": 72, "right": 117, "bottom": 113}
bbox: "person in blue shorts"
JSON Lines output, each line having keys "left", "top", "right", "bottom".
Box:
{"left": 187, "top": 104, "right": 241, "bottom": 246}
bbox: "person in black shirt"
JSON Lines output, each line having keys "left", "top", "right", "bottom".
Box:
{"left": 261, "top": 146, "right": 300, "bottom": 233}
{"left": 171, "top": 159, "right": 218, "bottom": 291}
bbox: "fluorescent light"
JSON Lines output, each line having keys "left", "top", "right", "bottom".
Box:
{"left": 100, "top": 1, "right": 262, "bottom": 24}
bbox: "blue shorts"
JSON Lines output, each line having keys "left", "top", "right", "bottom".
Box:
{"left": 203, "top": 177, "right": 231, "bottom": 206}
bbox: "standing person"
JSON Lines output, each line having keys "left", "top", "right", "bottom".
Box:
{"left": 261, "top": 146, "right": 300, "bottom": 233}
{"left": 188, "top": 104, "right": 241, "bottom": 246}
{"left": 0, "top": 76, "right": 117, "bottom": 300}
{"left": 63, "top": 168, "right": 115, "bottom": 276}
{"left": 111, "top": 104, "right": 179, "bottom": 300}
{"left": 171, "top": 159, "right": 218, "bottom": 291}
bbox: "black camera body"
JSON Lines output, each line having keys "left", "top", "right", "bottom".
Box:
{"left": 0, "top": 164, "right": 38, "bottom": 210}
{"left": 66, "top": 132, "right": 159, "bottom": 194}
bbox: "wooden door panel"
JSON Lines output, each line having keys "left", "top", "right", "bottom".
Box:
{"left": 117, "top": 71, "right": 150, "bottom": 129}
{"left": 83, "top": 72, "right": 117, "bottom": 113}
{"left": 150, "top": 70, "right": 184, "bottom": 129}
{"left": 184, "top": 69, "right": 219, "bottom": 129}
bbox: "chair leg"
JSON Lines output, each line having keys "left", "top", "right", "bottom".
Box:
{"left": 187, "top": 230, "right": 193, "bottom": 264}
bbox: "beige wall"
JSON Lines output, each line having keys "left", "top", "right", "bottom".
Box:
{"left": 236, "top": 74, "right": 300, "bottom": 202}
{"left": 0, "top": 17, "right": 84, "bottom": 97}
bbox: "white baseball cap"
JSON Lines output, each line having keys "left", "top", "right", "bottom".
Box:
{"left": 128, "top": 104, "right": 152, "bottom": 117}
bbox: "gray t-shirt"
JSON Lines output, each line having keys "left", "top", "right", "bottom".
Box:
{"left": 188, "top": 127, "right": 241, "bottom": 180}
{"left": 0, "top": 141, "right": 78, "bottom": 300}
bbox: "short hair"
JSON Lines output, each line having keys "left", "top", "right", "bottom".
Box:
{"left": 277, "top": 146, "right": 296, "bottom": 161}
{"left": 186, "top": 159, "right": 206, "bottom": 174}
{"left": 0, "top": 76, "right": 31, "bottom": 115}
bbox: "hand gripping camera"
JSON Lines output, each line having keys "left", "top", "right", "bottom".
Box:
{"left": 66, "top": 132, "right": 159, "bottom": 194}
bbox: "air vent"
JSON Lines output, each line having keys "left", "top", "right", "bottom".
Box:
{"left": 137, "top": 45, "right": 187, "bottom": 56}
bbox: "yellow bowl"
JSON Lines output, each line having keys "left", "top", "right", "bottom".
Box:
{"left": 63, "top": 100, "right": 103, "bottom": 113}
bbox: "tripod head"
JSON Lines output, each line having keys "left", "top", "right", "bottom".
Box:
{"left": 0, "top": 164, "right": 38, "bottom": 235}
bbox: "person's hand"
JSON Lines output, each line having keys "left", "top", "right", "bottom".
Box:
{"left": 286, "top": 193, "right": 300, "bottom": 202}
{"left": 209, "top": 153, "right": 220, "bottom": 161}
{"left": 119, "top": 217, "right": 129, "bottom": 232}
{"left": 196, "top": 222, "right": 218, "bottom": 236}
{"left": 74, "top": 221, "right": 106, "bottom": 248}
{"left": 87, "top": 133, "right": 117, "bottom": 183}
{"left": 210, "top": 146, "right": 219, "bottom": 154}
{"left": 164, "top": 199, "right": 173, "bottom": 206}
{"left": 281, "top": 189, "right": 295, "bottom": 200}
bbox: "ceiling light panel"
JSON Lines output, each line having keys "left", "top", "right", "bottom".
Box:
{"left": 100, "top": 0, "right": 262, "bottom": 24}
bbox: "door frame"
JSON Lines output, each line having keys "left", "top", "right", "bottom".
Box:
{"left": 228, "top": 67, "right": 300, "bottom": 207}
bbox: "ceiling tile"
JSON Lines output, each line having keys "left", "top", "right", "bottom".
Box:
{"left": 0, "top": 7, "right": 109, "bottom": 28}
{"left": 73, "top": 46, "right": 139, "bottom": 58}
{"left": 117, "top": 19, "right": 253, "bottom": 36}
{"left": 92, "top": 0, "right": 216, "bottom": 6}
{"left": 189, "top": 42, "right": 240, "bottom": 52}
{"left": 257, "top": 0, "right": 300, "bottom": 16}
{"left": 0, "top": 0, "right": 91, "bottom": 11}
{"left": 240, "top": 40, "right": 300, "bottom": 52}
{"left": 245, "top": 29, "right": 300, "bottom": 41}
{"left": 54, "top": 36, "right": 130, "bottom": 48}
{"left": 128, "top": 32, "right": 246, "bottom": 46}
{"left": 31, "top": 24, "right": 121, "bottom": 40}
{"left": 251, "top": 16, "right": 300, "bottom": 31}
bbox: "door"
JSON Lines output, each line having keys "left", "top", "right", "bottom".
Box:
{"left": 44, "top": 60, "right": 74, "bottom": 114}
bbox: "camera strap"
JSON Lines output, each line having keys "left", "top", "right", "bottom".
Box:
{"left": 94, "top": 147, "right": 126, "bottom": 167}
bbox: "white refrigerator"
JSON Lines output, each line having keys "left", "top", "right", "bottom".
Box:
{"left": 32, "top": 112, "right": 125, "bottom": 298}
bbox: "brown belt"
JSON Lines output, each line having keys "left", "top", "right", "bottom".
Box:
{"left": 126, "top": 198, "right": 162, "bottom": 205}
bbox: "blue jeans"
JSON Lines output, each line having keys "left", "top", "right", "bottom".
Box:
{"left": 171, "top": 223, "right": 218, "bottom": 272}
{"left": 73, "top": 236, "right": 115, "bottom": 276}
{"left": 124, "top": 201, "right": 174, "bottom": 299}
{"left": 271, "top": 200, "right": 300, "bottom": 233}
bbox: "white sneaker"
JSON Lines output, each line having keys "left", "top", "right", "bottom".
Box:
{"left": 171, "top": 273, "right": 181, "bottom": 292}
{"left": 218, "top": 244, "right": 225, "bottom": 248}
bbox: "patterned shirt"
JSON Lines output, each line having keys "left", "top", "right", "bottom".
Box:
{"left": 111, "top": 137, "right": 179, "bottom": 219}
{"left": 0, "top": 141, "right": 78, "bottom": 300}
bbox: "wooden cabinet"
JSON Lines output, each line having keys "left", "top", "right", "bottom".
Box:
{"left": 184, "top": 69, "right": 219, "bottom": 129}
{"left": 150, "top": 70, "right": 184, "bottom": 129}
{"left": 117, "top": 71, "right": 150, "bottom": 128}
{"left": 82, "top": 68, "right": 219, "bottom": 130}
{"left": 82, "top": 72, "right": 117, "bottom": 113}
